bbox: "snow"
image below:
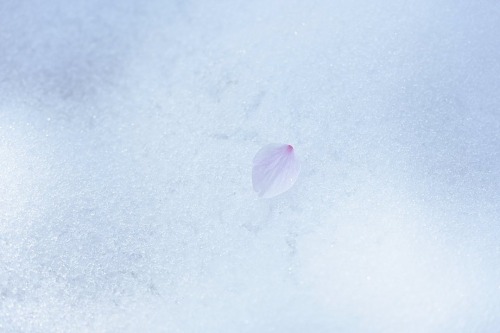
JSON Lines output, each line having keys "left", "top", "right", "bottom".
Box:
{"left": 1, "top": 0, "right": 499, "bottom": 332}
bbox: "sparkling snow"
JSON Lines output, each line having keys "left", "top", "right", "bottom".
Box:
{"left": 1, "top": 0, "right": 499, "bottom": 332}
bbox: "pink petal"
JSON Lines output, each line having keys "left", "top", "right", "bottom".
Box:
{"left": 252, "top": 144, "right": 301, "bottom": 198}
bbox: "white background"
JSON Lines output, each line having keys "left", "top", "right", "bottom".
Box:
{"left": 1, "top": 0, "right": 499, "bottom": 332}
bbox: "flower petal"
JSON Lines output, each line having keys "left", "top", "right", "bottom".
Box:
{"left": 252, "top": 144, "right": 300, "bottom": 198}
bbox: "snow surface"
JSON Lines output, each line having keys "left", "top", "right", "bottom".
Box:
{"left": 1, "top": 0, "right": 499, "bottom": 332}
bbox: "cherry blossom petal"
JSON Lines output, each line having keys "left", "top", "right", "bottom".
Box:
{"left": 252, "top": 143, "right": 300, "bottom": 198}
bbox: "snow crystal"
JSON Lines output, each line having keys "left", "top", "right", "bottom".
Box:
{"left": 1, "top": 0, "right": 499, "bottom": 332}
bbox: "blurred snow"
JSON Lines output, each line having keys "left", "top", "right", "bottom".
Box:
{"left": 1, "top": 0, "right": 499, "bottom": 332}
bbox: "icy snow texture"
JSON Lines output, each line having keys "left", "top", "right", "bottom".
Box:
{"left": 0, "top": 0, "right": 499, "bottom": 332}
